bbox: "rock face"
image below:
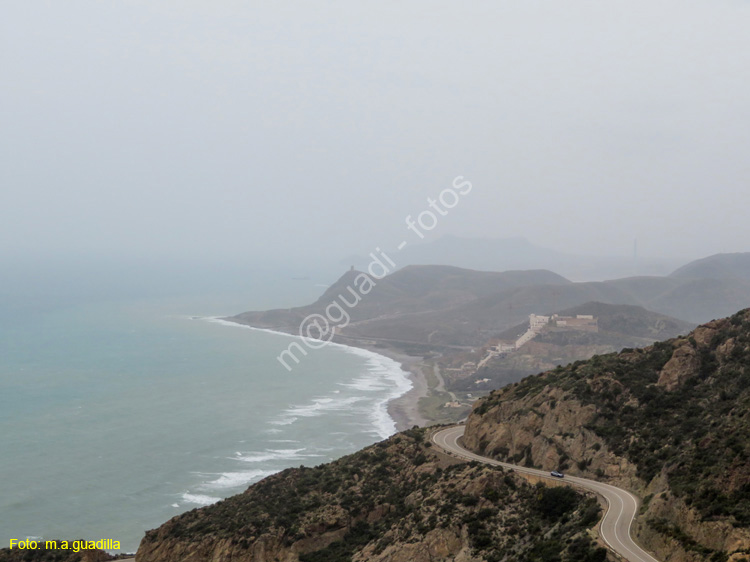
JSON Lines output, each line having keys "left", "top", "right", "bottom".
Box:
{"left": 657, "top": 342, "right": 700, "bottom": 391}
{"left": 464, "top": 387, "right": 640, "bottom": 489}
{"left": 135, "top": 429, "right": 607, "bottom": 562}
{"left": 464, "top": 310, "right": 750, "bottom": 562}
{"left": 135, "top": 535, "right": 296, "bottom": 562}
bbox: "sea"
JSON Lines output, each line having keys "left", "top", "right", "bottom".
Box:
{"left": 0, "top": 262, "right": 412, "bottom": 552}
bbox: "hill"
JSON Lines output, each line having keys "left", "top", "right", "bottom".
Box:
{"left": 447, "top": 302, "right": 694, "bottom": 392}
{"left": 671, "top": 252, "right": 750, "bottom": 280}
{"left": 335, "top": 274, "right": 724, "bottom": 346}
{"left": 231, "top": 262, "right": 750, "bottom": 353}
{"left": 491, "top": 301, "right": 693, "bottom": 344}
{"left": 135, "top": 428, "right": 608, "bottom": 562}
{"left": 232, "top": 265, "right": 570, "bottom": 347}
{"left": 464, "top": 308, "right": 750, "bottom": 561}
{"left": 355, "top": 235, "right": 682, "bottom": 281}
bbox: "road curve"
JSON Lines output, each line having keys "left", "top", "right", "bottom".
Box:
{"left": 432, "top": 426, "right": 660, "bottom": 562}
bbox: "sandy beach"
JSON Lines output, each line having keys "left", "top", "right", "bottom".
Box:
{"left": 343, "top": 341, "right": 472, "bottom": 431}
{"left": 367, "top": 347, "right": 431, "bottom": 431}
{"left": 322, "top": 341, "right": 435, "bottom": 432}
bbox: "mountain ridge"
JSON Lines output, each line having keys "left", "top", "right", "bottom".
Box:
{"left": 670, "top": 252, "right": 750, "bottom": 280}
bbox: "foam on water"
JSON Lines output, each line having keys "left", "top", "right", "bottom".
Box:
{"left": 340, "top": 346, "right": 413, "bottom": 438}
{"left": 201, "top": 470, "right": 277, "bottom": 489}
{"left": 181, "top": 493, "right": 221, "bottom": 506}
{"left": 276, "top": 395, "right": 367, "bottom": 422}
{"left": 268, "top": 417, "right": 298, "bottom": 426}
{"left": 235, "top": 448, "right": 312, "bottom": 463}
{"left": 2, "top": 296, "right": 416, "bottom": 552}
{"left": 204, "top": 317, "right": 413, "bottom": 440}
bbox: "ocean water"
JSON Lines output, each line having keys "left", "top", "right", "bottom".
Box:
{"left": 0, "top": 276, "right": 411, "bottom": 552}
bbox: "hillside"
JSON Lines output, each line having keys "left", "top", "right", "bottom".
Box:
{"left": 231, "top": 263, "right": 749, "bottom": 352}
{"left": 232, "top": 265, "right": 570, "bottom": 347}
{"left": 136, "top": 428, "right": 609, "bottom": 562}
{"left": 464, "top": 309, "right": 750, "bottom": 561}
{"left": 492, "top": 301, "right": 693, "bottom": 345}
{"left": 671, "top": 253, "right": 750, "bottom": 281}
{"left": 447, "top": 302, "right": 694, "bottom": 392}
{"left": 0, "top": 544, "right": 114, "bottom": 562}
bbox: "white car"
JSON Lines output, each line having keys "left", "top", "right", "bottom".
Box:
{"left": 550, "top": 471, "right": 564, "bottom": 478}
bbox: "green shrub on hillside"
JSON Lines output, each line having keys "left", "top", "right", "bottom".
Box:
{"left": 141, "top": 427, "right": 605, "bottom": 561}
{"left": 477, "top": 309, "right": 750, "bottom": 532}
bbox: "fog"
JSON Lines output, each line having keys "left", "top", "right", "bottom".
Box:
{"left": 2, "top": 0, "right": 749, "bottom": 270}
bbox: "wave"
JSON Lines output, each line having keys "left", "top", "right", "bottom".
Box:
{"left": 181, "top": 493, "right": 221, "bottom": 506}
{"left": 233, "top": 448, "right": 320, "bottom": 463}
{"left": 338, "top": 347, "right": 413, "bottom": 438}
{"left": 201, "top": 469, "right": 277, "bottom": 489}
{"left": 276, "top": 395, "right": 367, "bottom": 422}
{"left": 268, "top": 417, "right": 298, "bottom": 426}
{"left": 199, "top": 316, "right": 412, "bottom": 440}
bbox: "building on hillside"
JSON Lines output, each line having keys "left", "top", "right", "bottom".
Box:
{"left": 476, "top": 313, "right": 599, "bottom": 370}
{"left": 551, "top": 314, "right": 598, "bottom": 332}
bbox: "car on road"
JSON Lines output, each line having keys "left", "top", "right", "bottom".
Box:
{"left": 550, "top": 471, "right": 564, "bottom": 478}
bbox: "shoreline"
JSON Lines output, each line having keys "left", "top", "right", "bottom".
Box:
{"left": 209, "top": 317, "right": 431, "bottom": 433}
{"left": 350, "top": 344, "right": 430, "bottom": 431}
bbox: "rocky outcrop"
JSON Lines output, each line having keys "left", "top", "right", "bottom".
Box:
{"left": 353, "top": 528, "right": 472, "bottom": 562}
{"left": 135, "top": 535, "right": 295, "bottom": 562}
{"left": 464, "top": 385, "right": 640, "bottom": 490}
{"left": 637, "top": 491, "right": 750, "bottom": 562}
{"left": 657, "top": 341, "right": 700, "bottom": 391}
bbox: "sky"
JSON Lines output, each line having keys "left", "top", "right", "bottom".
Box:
{"left": 2, "top": 0, "right": 749, "bottom": 269}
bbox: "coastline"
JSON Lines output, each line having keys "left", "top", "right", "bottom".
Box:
{"left": 209, "top": 317, "right": 431, "bottom": 433}
{"left": 352, "top": 345, "right": 430, "bottom": 431}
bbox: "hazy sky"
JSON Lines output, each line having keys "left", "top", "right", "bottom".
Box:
{"left": 2, "top": 0, "right": 749, "bottom": 266}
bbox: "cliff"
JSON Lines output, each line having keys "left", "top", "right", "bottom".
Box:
{"left": 136, "top": 428, "right": 608, "bottom": 562}
{"left": 464, "top": 309, "right": 750, "bottom": 562}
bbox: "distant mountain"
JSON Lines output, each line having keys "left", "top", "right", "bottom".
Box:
{"left": 465, "top": 308, "right": 750, "bottom": 560}
{"left": 632, "top": 276, "right": 750, "bottom": 324}
{"left": 340, "top": 272, "right": 747, "bottom": 346}
{"left": 232, "top": 261, "right": 750, "bottom": 351}
{"left": 344, "top": 235, "right": 685, "bottom": 281}
{"left": 232, "top": 265, "right": 570, "bottom": 343}
{"left": 670, "top": 252, "right": 750, "bottom": 280}
{"left": 396, "top": 236, "right": 564, "bottom": 272}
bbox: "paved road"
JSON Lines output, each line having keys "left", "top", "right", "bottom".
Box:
{"left": 432, "top": 426, "right": 660, "bottom": 562}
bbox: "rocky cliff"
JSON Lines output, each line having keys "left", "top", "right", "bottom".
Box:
{"left": 464, "top": 309, "right": 750, "bottom": 562}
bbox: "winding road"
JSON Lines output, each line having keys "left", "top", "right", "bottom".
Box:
{"left": 432, "top": 426, "right": 660, "bottom": 562}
